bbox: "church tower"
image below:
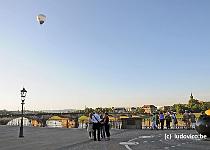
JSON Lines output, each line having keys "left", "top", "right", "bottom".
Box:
{"left": 190, "top": 93, "right": 193, "bottom": 100}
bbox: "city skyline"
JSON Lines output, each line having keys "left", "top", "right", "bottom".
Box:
{"left": 1, "top": 92, "right": 209, "bottom": 112}
{"left": 1, "top": 1, "right": 210, "bottom": 110}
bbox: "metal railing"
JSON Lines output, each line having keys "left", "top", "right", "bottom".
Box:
{"left": 109, "top": 118, "right": 198, "bottom": 129}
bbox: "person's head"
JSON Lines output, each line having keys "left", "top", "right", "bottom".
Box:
{"left": 89, "top": 113, "right": 92, "bottom": 118}
{"left": 100, "top": 114, "right": 103, "bottom": 119}
{"left": 160, "top": 112, "right": 163, "bottom": 114}
{"left": 105, "top": 112, "right": 109, "bottom": 116}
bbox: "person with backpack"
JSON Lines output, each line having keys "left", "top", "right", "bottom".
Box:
{"left": 151, "top": 112, "right": 158, "bottom": 130}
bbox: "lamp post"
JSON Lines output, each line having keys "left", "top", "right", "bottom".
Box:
{"left": 19, "top": 87, "right": 27, "bottom": 138}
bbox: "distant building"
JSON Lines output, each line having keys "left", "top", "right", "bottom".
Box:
{"left": 46, "top": 116, "right": 76, "bottom": 128}
{"left": 131, "top": 107, "right": 137, "bottom": 112}
{"left": 41, "top": 109, "right": 77, "bottom": 113}
{"left": 142, "top": 105, "right": 157, "bottom": 114}
{"left": 7, "top": 117, "right": 31, "bottom": 126}
{"left": 126, "top": 107, "right": 136, "bottom": 112}
{"left": 114, "top": 107, "right": 127, "bottom": 113}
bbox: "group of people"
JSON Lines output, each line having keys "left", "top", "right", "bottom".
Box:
{"left": 151, "top": 110, "right": 196, "bottom": 130}
{"left": 152, "top": 111, "right": 177, "bottom": 130}
{"left": 183, "top": 110, "right": 196, "bottom": 129}
{"left": 86, "top": 112, "right": 110, "bottom": 141}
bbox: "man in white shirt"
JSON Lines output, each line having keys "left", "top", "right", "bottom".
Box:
{"left": 92, "top": 112, "right": 102, "bottom": 141}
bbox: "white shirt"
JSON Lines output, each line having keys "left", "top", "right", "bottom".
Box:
{"left": 91, "top": 113, "right": 101, "bottom": 123}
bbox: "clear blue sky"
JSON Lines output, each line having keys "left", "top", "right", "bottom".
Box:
{"left": 1, "top": 0, "right": 210, "bottom": 110}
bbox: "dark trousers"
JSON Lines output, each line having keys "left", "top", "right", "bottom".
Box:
{"left": 100, "top": 125, "right": 105, "bottom": 138}
{"left": 89, "top": 132, "right": 92, "bottom": 138}
{"left": 93, "top": 123, "right": 100, "bottom": 141}
{"left": 160, "top": 119, "right": 164, "bottom": 130}
{"left": 166, "top": 121, "right": 170, "bottom": 129}
{"left": 105, "top": 124, "right": 110, "bottom": 137}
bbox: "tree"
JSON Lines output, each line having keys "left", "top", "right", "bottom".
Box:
{"left": 84, "top": 107, "right": 94, "bottom": 115}
{"left": 200, "top": 102, "right": 210, "bottom": 111}
{"left": 188, "top": 99, "right": 202, "bottom": 112}
{"left": 172, "top": 104, "right": 188, "bottom": 114}
{"left": 136, "top": 107, "right": 145, "bottom": 114}
{"left": 102, "top": 107, "right": 114, "bottom": 113}
{"left": 95, "top": 107, "right": 103, "bottom": 113}
{"left": 188, "top": 99, "right": 200, "bottom": 107}
{"left": 191, "top": 105, "right": 201, "bottom": 113}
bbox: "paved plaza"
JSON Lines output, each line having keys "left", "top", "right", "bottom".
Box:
{"left": 0, "top": 126, "right": 209, "bottom": 150}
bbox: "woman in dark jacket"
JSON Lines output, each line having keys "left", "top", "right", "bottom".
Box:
{"left": 104, "top": 113, "right": 110, "bottom": 140}
{"left": 165, "top": 112, "right": 172, "bottom": 129}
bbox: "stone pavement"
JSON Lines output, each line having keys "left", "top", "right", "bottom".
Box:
{"left": 0, "top": 126, "right": 209, "bottom": 150}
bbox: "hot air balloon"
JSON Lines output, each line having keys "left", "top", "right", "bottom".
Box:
{"left": 205, "top": 109, "right": 210, "bottom": 116}
{"left": 37, "top": 14, "right": 46, "bottom": 25}
{"left": 195, "top": 110, "right": 210, "bottom": 137}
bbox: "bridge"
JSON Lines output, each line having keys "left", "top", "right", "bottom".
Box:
{"left": 0, "top": 112, "right": 147, "bottom": 126}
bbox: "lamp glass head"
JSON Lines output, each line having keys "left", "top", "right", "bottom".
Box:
{"left": 21, "top": 88, "right": 27, "bottom": 97}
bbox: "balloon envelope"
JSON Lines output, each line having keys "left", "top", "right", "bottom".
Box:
{"left": 196, "top": 115, "right": 210, "bottom": 137}
{"left": 37, "top": 14, "right": 46, "bottom": 25}
{"left": 205, "top": 109, "right": 210, "bottom": 116}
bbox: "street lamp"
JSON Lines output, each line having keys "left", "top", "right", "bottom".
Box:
{"left": 19, "top": 87, "right": 27, "bottom": 138}
{"left": 36, "top": 14, "right": 46, "bottom": 25}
